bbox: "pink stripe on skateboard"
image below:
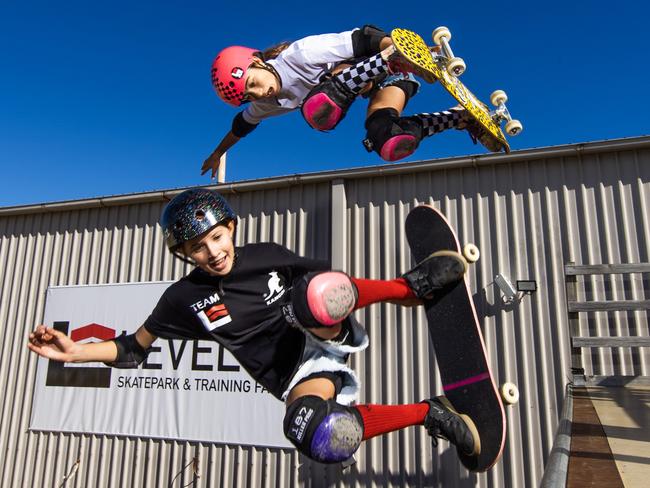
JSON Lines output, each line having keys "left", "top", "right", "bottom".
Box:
{"left": 443, "top": 372, "right": 491, "bottom": 392}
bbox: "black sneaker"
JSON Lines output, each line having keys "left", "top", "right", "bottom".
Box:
{"left": 402, "top": 250, "right": 467, "bottom": 299}
{"left": 423, "top": 396, "right": 480, "bottom": 456}
{"left": 455, "top": 108, "right": 504, "bottom": 152}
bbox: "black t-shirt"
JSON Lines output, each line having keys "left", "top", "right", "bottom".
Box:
{"left": 143, "top": 242, "right": 329, "bottom": 399}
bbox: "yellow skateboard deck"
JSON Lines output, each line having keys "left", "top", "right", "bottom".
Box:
{"left": 390, "top": 28, "right": 510, "bottom": 153}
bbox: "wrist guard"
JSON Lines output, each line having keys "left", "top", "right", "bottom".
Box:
{"left": 232, "top": 111, "right": 258, "bottom": 137}
{"left": 104, "top": 333, "right": 149, "bottom": 369}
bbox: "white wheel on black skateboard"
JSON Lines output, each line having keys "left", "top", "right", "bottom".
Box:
{"left": 500, "top": 382, "right": 519, "bottom": 405}
{"left": 490, "top": 90, "right": 508, "bottom": 107}
{"left": 505, "top": 119, "right": 523, "bottom": 136}
{"left": 462, "top": 243, "right": 480, "bottom": 263}
{"left": 447, "top": 57, "right": 466, "bottom": 77}
{"left": 432, "top": 26, "right": 451, "bottom": 45}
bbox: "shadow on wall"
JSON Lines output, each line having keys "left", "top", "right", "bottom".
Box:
{"left": 295, "top": 444, "right": 480, "bottom": 488}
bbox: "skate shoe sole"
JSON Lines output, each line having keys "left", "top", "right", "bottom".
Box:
{"left": 428, "top": 250, "right": 468, "bottom": 286}
{"left": 403, "top": 250, "right": 468, "bottom": 299}
{"left": 437, "top": 396, "right": 481, "bottom": 457}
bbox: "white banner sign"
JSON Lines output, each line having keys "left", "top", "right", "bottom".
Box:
{"left": 30, "top": 282, "right": 292, "bottom": 448}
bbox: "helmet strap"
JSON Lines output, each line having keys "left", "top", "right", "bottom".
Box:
{"left": 251, "top": 58, "right": 282, "bottom": 89}
{"left": 171, "top": 250, "right": 197, "bottom": 266}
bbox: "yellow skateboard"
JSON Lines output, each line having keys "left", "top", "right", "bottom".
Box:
{"left": 390, "top": 27, "right": 523, "bottom": 153}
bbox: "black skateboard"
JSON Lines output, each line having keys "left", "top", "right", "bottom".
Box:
{"left": 406, "top": 204, "right": 515, "bottom": 471}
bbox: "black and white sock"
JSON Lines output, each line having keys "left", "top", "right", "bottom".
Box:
{"left": 413, "top": 108, "right": 465, "bottom": 137}
{"left": 335, "top": 53, "right": 388, "bottom": 94}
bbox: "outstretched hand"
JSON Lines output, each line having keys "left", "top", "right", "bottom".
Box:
{"left": 201, "top": 150, "right": 223, "bottom": 179}
{"left": 27, "top": 325, "right": 80, "bottom": 362}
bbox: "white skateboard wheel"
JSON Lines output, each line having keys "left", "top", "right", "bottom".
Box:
{"left": 462, "top": 243, "right": 480, "bottom": 263}
{"left": 505, "top": 119, "right": 523, "bottom": 136}
{"left": 490, "top": 90, "right": 508, "bottom": 106}
{"left": 447, "top": 57, "right": 466, "bottom": 77}
{"left": 432, "top": 26, "right": 451, "bottom": 45}
{"left": 500, "top": 382, "right": 519, "bottom": 405}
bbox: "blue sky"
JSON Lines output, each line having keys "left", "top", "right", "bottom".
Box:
{"left": 1, "top": 1, "right": 648, "bottom": 207}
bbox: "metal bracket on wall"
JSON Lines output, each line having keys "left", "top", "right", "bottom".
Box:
{"left": 494, "top": 274, "right": 537, "bottom": 304}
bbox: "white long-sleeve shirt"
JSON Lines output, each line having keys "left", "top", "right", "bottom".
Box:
{"left": 241, "top": 30, "right": 357, "bottom": 125}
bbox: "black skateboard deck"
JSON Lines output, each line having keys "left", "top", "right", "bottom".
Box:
{"left": 405, "top": 204, "right": 506, "bottom": 472}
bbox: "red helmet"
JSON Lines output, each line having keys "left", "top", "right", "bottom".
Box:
{"left": 211, "top": 46, "right": 258, "bottom": 107}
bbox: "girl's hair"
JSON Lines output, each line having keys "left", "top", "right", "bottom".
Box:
{"left": 261, "top": 42, "right": 291, "bottom": 61}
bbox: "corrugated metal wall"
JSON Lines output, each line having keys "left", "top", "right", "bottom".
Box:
{"left": 1, "top": 137, "right": 649, "bottom": 487}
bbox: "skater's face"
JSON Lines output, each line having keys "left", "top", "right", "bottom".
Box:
{"left": 183, "top": 221, "right": 236, "bottom": 277}
{"left": 243, "top": 58, "right": 280, "bottom": 101}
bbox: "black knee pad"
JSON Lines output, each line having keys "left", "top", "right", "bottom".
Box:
{"left": 284, "top": 395, "right": 363, "bottom": 464}
{"left": 352, "top": 24, "right": 389, "bottom": 57}
{"left": 363, "top": 107, "right": 423, "bottom": 154}
{"left": 301, "top": 74, "right": 357, "bottom": 131}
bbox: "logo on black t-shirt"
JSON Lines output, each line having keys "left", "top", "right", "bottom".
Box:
{"left": 191, "top": 292, "right": 232, "bottom": 332}
{"left": 264, "top": 271, "right": 286, "bottom": 305}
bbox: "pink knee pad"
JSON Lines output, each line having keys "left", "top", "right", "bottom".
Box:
{"left": 379, "top": 134, "right": 418, "bottom": 162}
{"left": 302, "top": 94, "right": 343, "bottom": 131}
{"left": 306, "top": 272, "right": 357, "bottom": 326}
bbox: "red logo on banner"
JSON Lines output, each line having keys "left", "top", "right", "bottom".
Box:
{"left": 71, "top": 323, "right": 116, "bottom": 342}
{"left": 46, "top": 321, "right": 114, "bottom": 388}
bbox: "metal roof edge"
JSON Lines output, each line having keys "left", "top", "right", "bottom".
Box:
{"left": 2, "top": 135, "right": 649, "bottom": 216}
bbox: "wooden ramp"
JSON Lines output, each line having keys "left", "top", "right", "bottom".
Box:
{"left": 554, "top": 262, "right": 650, "bottom": 487}
{"left": 567, "top": 384, "right": 650, "bottom": 487}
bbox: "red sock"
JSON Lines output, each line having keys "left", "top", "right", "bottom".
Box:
{"left": 351, "top": 277, "right": 416, "bottom": 309}
{"left": 354, "top": 403, "right": 429, "bottom": 440}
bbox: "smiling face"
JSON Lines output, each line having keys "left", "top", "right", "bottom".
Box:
{"left": 242, "top": 58, "right": 281, "bottom": 101}
{"left": 182, "top": 221, "right": 236, "bottom": 276}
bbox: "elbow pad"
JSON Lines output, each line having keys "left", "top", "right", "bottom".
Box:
{"left": 232, "top": 112, "right": 259, "bottom": 138}
{"left": 351, "top": 25, "right": 388, "bottom": 57}
{"left": 104, "top": 333, "right": 149, "bottom": 369}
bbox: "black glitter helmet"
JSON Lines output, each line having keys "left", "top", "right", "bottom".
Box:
{"left": 160, "top": 188, "right": 236, "bottom": 254}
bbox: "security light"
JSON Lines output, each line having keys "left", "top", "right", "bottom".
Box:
{"left": 516, "top": 280, "right": 537, "bottom": 293}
